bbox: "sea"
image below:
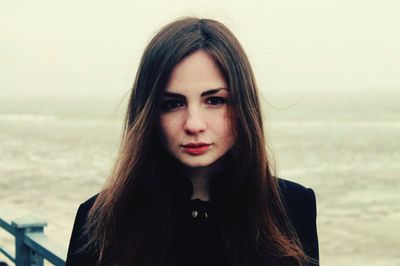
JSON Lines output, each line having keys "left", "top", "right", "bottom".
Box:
{"left": 1, "top": 90, "right": 399, "bottom": 265}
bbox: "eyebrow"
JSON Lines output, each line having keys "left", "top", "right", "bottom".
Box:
{"left": 163, "top": 88, "right": 228, "bottom": 98}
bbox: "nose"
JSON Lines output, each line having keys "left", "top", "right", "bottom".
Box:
{"left": 183, "top": 107, "right": 206, "bottom": 135}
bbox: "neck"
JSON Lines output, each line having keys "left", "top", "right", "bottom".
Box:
{"left": 181, "top": 166, "right": 211, "bottom": 201}
{"left": 189, "top": 173, "right": 211, "bottom": 201}
{"left": 181, "top": 159, "right": 225, "bottom": 202}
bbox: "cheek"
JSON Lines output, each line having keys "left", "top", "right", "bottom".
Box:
{"left": 224, "top": 123, "right": 236, "bottom": 146}
{"left": 223, "top": 113, "right": 236, "bottom": 146}
{"left": 218, "top": 112, "right": 233, "bottom": 135}
{"left": 159, "top": 115, "right": 180, "bottom": 144}
{"left": 209, "top": 112, "right": 235, "bottom": 141}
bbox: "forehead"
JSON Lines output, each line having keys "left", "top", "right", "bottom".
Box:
{"left": 165, "top": 50, "right": 227, "bottom": 94}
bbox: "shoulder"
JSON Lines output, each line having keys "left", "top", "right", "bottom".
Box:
{"left": 277, "top": 178, "right": 316, "bottom": 211}
{"left": 277, "top": 177, "right": 317, "bottom": 228}
{"left": 70, "top": 194, "right": 98, "bottom": 231}
{"left": 77, "top": 194, "right": 98, "bottom": 216}
{"left": 277, "top": 178, "right": 319, "bottom": 263}
{"left": 66, "top": 194, "right": 99, "bottom": 266}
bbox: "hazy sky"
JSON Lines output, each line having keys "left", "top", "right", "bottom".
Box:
{"left": 1, "top": 0, "right": 399, "bottom": 100}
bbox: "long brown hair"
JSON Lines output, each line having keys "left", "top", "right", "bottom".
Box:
{"left": 85, "top": 17, "right": 308, "bottom": 265}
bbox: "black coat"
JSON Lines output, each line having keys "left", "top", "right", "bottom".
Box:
{"left": 66, "top": 178, "right": 319, "bottom": 266}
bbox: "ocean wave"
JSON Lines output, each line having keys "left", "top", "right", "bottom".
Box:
{"left": 271, "top": 120, "right": 400, "bottom": 127}
{"left": 0, "top": 113, "right": 58, "bottom": 122}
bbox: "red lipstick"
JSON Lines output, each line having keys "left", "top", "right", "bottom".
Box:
{"left": 182, "top": 143, "right": 211, "bottom": 155}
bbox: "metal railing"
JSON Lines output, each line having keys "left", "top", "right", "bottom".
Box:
{"left": 0, "top": 210, "right": 67, "bottom": 266}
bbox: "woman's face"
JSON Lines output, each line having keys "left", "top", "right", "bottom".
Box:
{"left": 159, "top": 50, "right": 235, "bottom": 169}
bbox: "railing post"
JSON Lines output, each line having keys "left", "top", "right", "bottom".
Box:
{"left": 11, "top": 215, "right": 47, "bottom": 266}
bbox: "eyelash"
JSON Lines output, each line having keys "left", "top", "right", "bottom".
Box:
{"left": 206, "top": 97, "right": 227, "bottom": 105}
{"left": 161, "top": 97, "right": 227, "bottom": 112}
{"left": 161, "top": 99, "right": 184, "bottom": 112}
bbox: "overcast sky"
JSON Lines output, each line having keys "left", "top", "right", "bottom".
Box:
{"left": 1, "top": 0, "right": 399, "bottom": 101}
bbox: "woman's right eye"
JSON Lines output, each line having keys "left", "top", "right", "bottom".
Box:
{"left": 161, "top": 99, "right": 185, "bottom": 112}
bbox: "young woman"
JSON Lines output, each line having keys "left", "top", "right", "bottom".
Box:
{"left": 66, "top": 17, "right": 319, "bottom": 266}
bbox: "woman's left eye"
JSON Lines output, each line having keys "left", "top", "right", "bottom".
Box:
{"left": 206, "top": 97, "right": 227, "bottom": 105}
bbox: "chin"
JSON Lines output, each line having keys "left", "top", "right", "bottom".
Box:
{"left": 180, "top": 158, "right": 214, "bottom": 168}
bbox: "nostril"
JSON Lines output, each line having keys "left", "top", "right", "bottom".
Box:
{"left": 184, "top": 127, "right": 205, "bottom": 135}
{"left": 183, "top": 117, "right": 206, "bottom": 134}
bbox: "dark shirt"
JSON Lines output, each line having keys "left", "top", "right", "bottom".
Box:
{"left": 66, "top": 178, "right": 319, "bottom": 265}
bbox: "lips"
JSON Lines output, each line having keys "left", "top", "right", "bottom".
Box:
{"left": 181, "top": 143, "right": 211, "bottom": 155}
